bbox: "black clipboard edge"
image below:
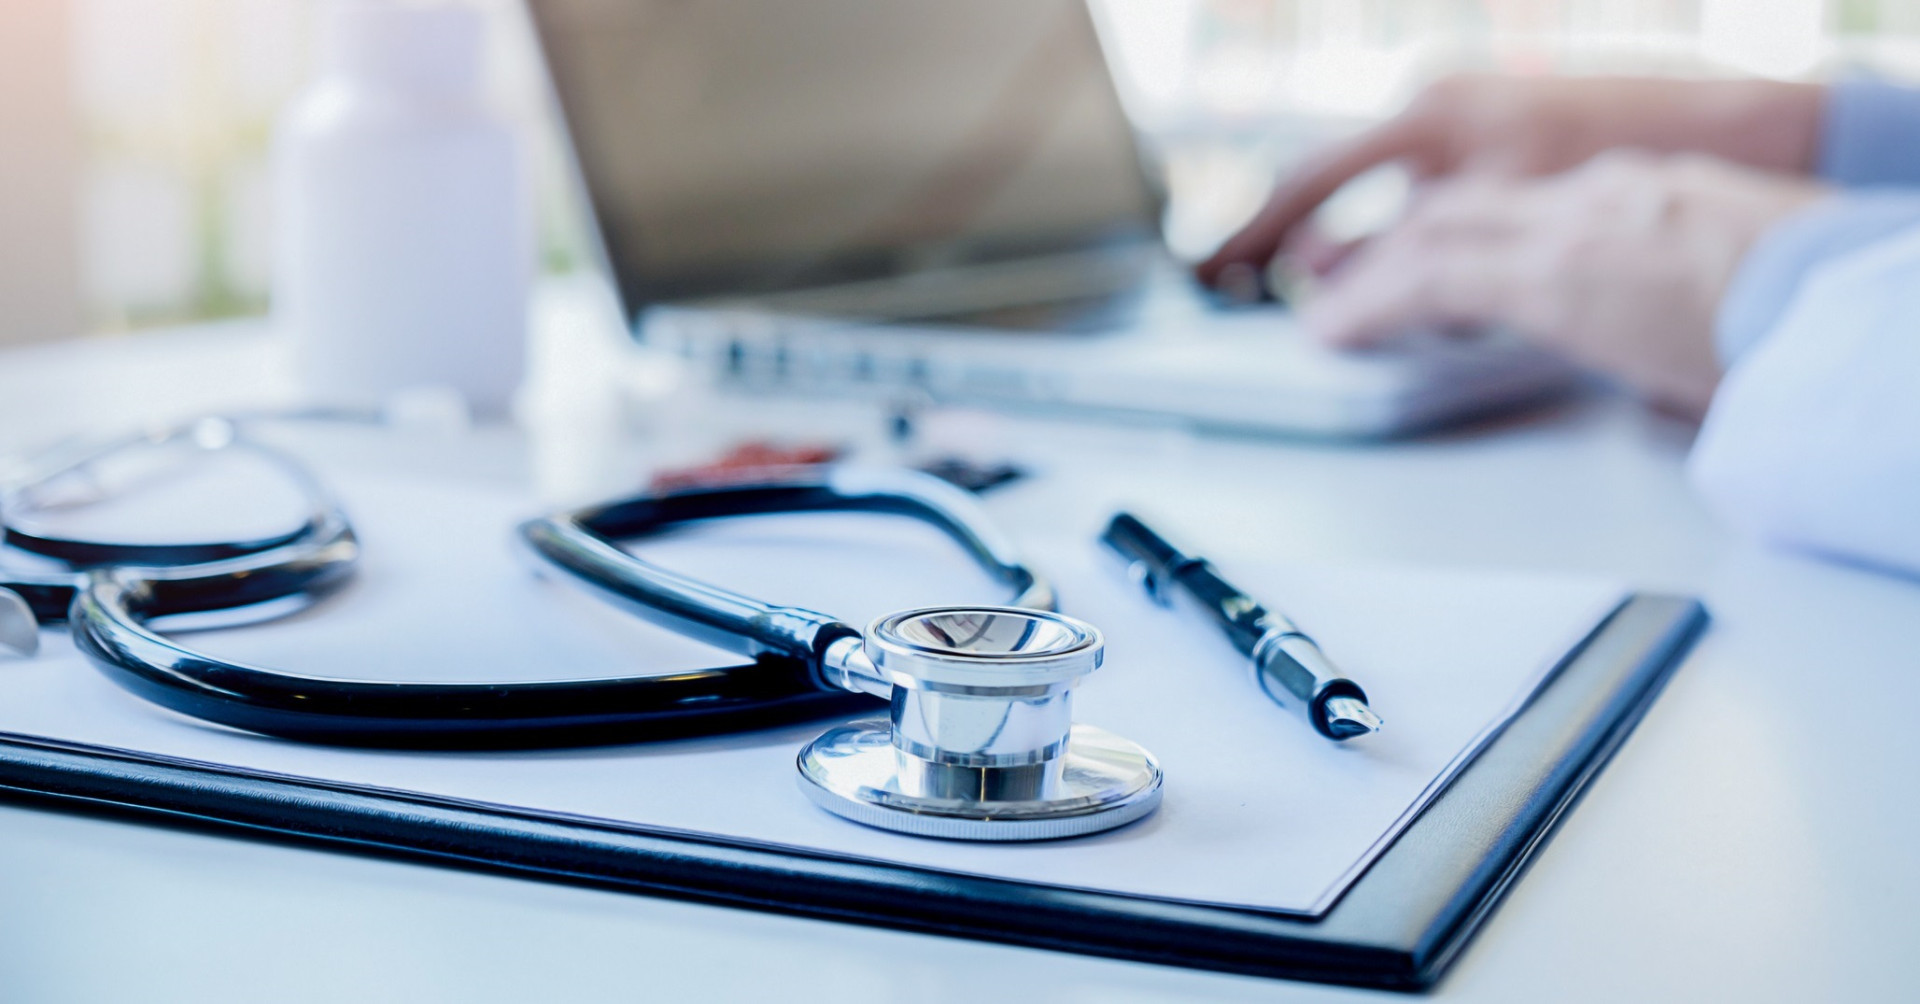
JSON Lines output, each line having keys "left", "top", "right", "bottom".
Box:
{"left": 0, "top": 593, "right": 1705, "bottom": 992}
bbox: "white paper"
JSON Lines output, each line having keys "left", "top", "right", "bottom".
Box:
{"left": 0, "top": 469, "right": 1624, "bottom": 916}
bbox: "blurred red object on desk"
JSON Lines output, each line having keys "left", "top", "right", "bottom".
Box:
{"left": 649, "top": 442, "right": 845, "bottom": 492}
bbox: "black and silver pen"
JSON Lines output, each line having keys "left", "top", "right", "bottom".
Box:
{"left": 1100, "top": 512, "right": 1382, "bottom": 741}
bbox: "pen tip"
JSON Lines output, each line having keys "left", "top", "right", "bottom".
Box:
{"left": 1323, "top": 696, "right": 1382, "bottom": 740}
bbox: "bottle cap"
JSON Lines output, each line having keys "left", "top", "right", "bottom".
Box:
{"left": 321, "top": 1, "right": 482, "bottom": 96}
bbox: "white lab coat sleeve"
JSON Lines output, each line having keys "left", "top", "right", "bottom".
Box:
{"left": 1689, "top": 224, "right": 1920, "bottom": 577}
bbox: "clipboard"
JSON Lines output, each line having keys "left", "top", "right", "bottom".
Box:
{"left": 0, "top": 592, "right": 1704, "bottom": 992}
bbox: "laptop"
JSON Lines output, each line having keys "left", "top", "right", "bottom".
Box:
{"left": 525, "top": 0, "right": 1571, "bottom": 438}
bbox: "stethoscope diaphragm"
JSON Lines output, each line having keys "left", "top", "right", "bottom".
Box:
{"left": 796, "top": 607, "right": 1162, "bottom": 840}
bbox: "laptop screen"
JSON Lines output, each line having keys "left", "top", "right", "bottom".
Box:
{"left": 526, "top": 0, "right": 1162, "bottom": 314}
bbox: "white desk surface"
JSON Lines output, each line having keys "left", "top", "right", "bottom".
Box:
{"left": 1, "top": 306, "right": 1915, "bottom": 1002}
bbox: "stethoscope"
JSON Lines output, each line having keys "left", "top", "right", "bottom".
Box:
{"left": 0, "top": 418, "right": 1161, "bottom": 841}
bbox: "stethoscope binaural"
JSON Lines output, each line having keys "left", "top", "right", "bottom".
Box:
{"left": 0, "top": 418, "right": 1161, "bottom": 841}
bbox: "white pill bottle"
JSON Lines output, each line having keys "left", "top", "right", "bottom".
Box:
{"left": 273, "top": 1, "right": 529, "bottom": 418}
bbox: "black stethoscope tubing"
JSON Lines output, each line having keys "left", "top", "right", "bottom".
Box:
{"left": 8, "top": 445, "right": 1049, "bottom": 748}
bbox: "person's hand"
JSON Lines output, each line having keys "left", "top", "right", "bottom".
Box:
{"left": 1299, "top": 152, "right": 1829, "bottom": 414}
{"left": 1197, "top": 75, "right": 1824, "bottom": 288}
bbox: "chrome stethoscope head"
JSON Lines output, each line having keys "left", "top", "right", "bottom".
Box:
{"left": 526, "top": 467, "right": 1165, "bottom": 839}
{"left": 799, "top": 605, "right": 1163, "bottom": 841}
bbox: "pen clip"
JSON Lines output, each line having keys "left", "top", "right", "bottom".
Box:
{"left": 1101, "top": 512, "right": 1183, "bottom": 608}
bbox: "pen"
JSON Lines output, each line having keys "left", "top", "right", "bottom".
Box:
{"left": 1100, "top": 512, "right": 1382, "bottom": 741}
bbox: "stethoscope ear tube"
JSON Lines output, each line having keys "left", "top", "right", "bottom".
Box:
{"left": 1, "top": 417, "right": 336, "bottom": 569}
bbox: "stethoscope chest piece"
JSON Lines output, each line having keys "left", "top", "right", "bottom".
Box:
{"left": 797, "top": 606, "right": 1163, "bottom": 841}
